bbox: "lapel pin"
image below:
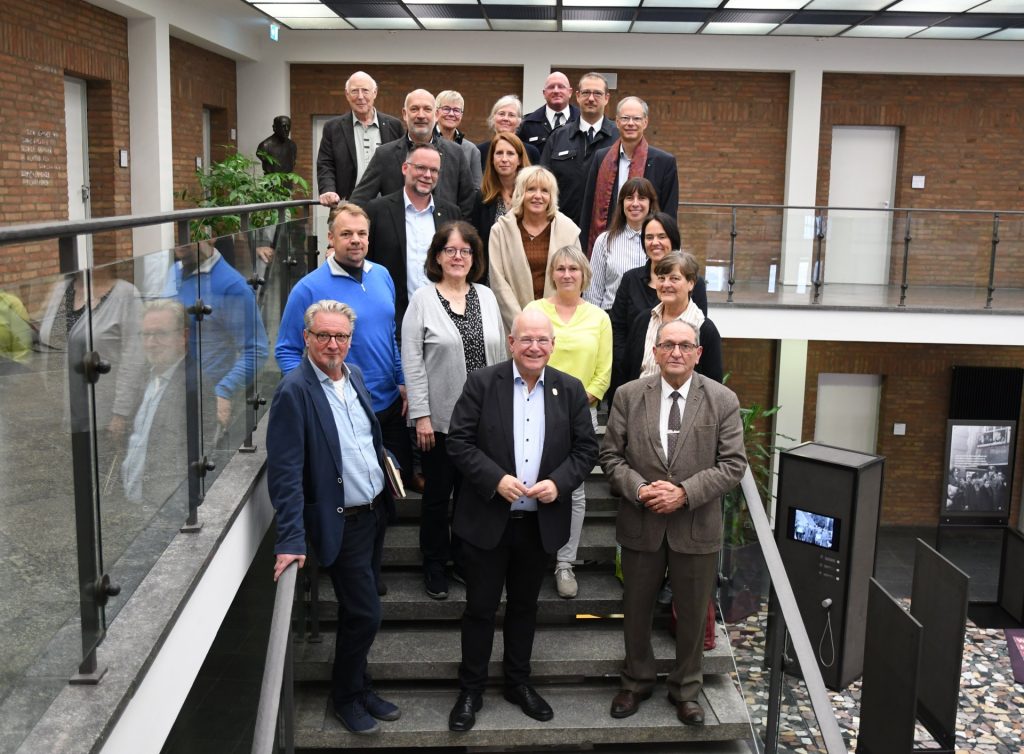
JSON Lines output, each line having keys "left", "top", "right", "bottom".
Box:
{"left": 552, "top": 388, "right": 558, "bottom": 396}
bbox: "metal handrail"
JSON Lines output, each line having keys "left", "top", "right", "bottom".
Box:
{"left": 0, "top": 199, "right": 317, "bottom": 247}
{"left": 740, "top": 468, "right": 849, "bottom": 753}
{"left": 678, "top": 201, "right": 1024, "bottom": 216}
{"left": 251, "top": 561, "right": 298, "bottom": 754}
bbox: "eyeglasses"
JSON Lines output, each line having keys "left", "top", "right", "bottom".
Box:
{"left": 579, "top": 89, "right": 607, "bottom": 99}
{"left": 515, "top": 337, "right": 552, "bottom": 347}
{"left": 441, "top": 246, "right": 474, "bottom": 257}
{"left": 309, "top": 331, "right": 352, "bottom": 345}
{"left": 406, "top": 162, "right": 440, "bottom": 176}
{"left": 617, "top": 115, "right": 646, "bottom": 124}
{"left": 438, "top": 106, "right": 463, "bottom": 115}
{"left": 656, "top": 342, "right": 699, "bottom": 354}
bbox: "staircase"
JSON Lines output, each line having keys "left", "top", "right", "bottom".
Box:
{"left": 290, "top": 463, "right": 755, "bottom": 752}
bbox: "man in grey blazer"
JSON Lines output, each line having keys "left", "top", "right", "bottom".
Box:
{"left": 316, "top": 71, "right": 405, "bottom": 205}
{"left": 599, "top": 320, "right": 746, "bottom": 726}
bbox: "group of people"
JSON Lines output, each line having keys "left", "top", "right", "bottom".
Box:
{"left": 266, "top": 69, "right": 747, "bottom": 737}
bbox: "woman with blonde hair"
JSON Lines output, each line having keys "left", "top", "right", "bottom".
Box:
{"left": 525, "top": 245, "right": 610, "bottom": 598}
{"left": 487, "top": 166, "right": 582, "bottom": 331}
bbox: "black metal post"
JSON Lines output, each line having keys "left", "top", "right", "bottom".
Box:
{"left": 986, "top": 213, "right": 999, "bottom": 310}
{"left": 306, "top": 229, "right": 319, "bottom": 273}
{"left": 764, "top": 589, "right": 787, "bottom": 754}
{"left": 812, "top": 212, "right": 825, "bottom": 304}
{"left": 182, "top": 274, "right": 213, "bottom": 533}
{"left": 727, "top": 206, "right": 737, "bottom": 303}
{"left": 240, "top": 211, "right": 261, "bottom": 453}
{"left": 899, "top": 211, "right": 912, "bottom": 307}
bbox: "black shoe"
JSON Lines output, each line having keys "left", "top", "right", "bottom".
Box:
{"left": 377, "top": 580, "right": 388, "bottom": 597}
{"left": 448, "top": 690, "right": 482, "bottom": 732}
{"left": 503, "top": 683, "right": 553, "bottom": 722}
{"left": 450, "top": 566, "right": 467, "bottom": 587}
{"left": 425, "top": 565, "right": 448, "bottom": 600}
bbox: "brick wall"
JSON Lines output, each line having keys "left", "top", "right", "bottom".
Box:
{"left": 170, "top": 37, "right": 236, "bottom": 210}
{"left": 817, "top": 73, "right": 1024, "bottom": 289}
{"left": 802, "top": 341, "right": 1024, "bottom": 527}
{"left": 290, "top": 64, "right": 525, "bottom": 194}
{"left": 0, "top": 0, "right": 130, "bottom": 288}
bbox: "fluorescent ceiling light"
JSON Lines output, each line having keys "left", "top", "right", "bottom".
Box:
{"left": 563, "top": 0, "right": 639, "bottom": 5}
{"left": 405, "top": 0, "right": 476, "bottom": 3}
{"left": 805, "top": 0, "right": 888, "bottom": 9}
{"left": 984, "top": 28, "right": 1024, "bottom": 38}
{"left": 562, "top": 20, "right": 632, "bottom": 31}
{"left": 245, "top": 0, "right": 310, "bottom": 3}
{"left": 888, "top": 0, "right": 977, "bottom": 10}
{"left": 489, "top": 19, "right": 558, "bottom": 30}
{"left": 772, "top": 24, "right": 850, "bottom": 35}
{"left": 968, "top": 0, "right": 1024, "bottom": 11}
{"left": 725, "top": 0, "right": 805, "bottom": 8}
{"left": 419, "top": 18, "right": 490, "bottom": 29}
{"left": 842, "top": 24, "right": 926, "bottom": 36}
{"left": 642, "top": 0, "right": 719, "bottom": 6}
{"left": 279, "top": 17, "right": 352, "bottom": 28}
{"left": 703, "top": 21, "right": 778, "bottom": 34}
{"left": 631, "top": 21, "right": 703, "bottom": 33}
{"left": 479, "top": 0, "right": 554, "bottom": 5}
{"left": 255, "top": 3, "right": 338, "bottom": 17}
{"left": 345, "top": 16, "right": 419, "bottom": 28}
{"left": 913, "top": 26, "right": 999, "bottom": 38}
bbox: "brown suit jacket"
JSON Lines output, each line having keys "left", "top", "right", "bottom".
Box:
{"left": 599, "top": 372, "right": 746, "bottom": 555}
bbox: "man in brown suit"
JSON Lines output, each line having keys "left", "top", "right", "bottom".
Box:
{"left": 599, "top": 320, "right": 746, "bottom": 726}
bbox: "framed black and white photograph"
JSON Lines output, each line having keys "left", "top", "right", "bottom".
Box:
{"left": 942, "top": 420, "right": 1015, "bottom": 524}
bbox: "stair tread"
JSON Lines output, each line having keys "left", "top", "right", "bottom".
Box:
{"left": 294, "top": 623, "right": 734, "bottom": 679}
{"left": 294, "top": 676, "right": 750, "bottom": 748}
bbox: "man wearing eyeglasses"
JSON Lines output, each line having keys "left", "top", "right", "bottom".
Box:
{"left": 518, "top": 71, "right": 580, "bottom": 151}
{"left": 445, "top": 309, "right": 598, "bottom": 732}
{"left": 351, "top": 89, "right": 476, "bottom": 219}
{"left": 364, "top": 143, "right": 461, "bottom": 325}
{"left": 317, "top": 71, "right": 405, "bottom": 206}
{"left": 579, "top": 96, "right": 679, "bottom": 256}
{"left": 599, "top": 320, "right": 746, "bottom": 727}
{"left": 541, "top": 72, "right": 619, "bottom": 226}
{"left": 268, "top": 299, "right": 400, "bottom": 737}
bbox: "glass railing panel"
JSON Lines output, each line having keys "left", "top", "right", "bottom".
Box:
{"left": 676, "top": 207, "right": 735, "bottom": 295}
{"left": 0, "top": 269, "right": 103, "bottom": 749}
{"left": 991, "top": 212, "right": 1024, "bottom": 308}
{"left": 898, "top": 210, "right": 996, "bottom": 306}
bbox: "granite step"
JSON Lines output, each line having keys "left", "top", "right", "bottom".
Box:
{"left": 293, "top": 622, "right": 734, "bottom": 681}
{"left": 316, "top": 568, "right": 630, "bottom": 621}
{"left": 293, "top": 676, "right": 751, "bottom": 749}
{"left": 378, "top": 520, "right": 617, "bottom": 566}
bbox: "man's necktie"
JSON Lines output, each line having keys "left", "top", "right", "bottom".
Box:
{"left": 667, "top": 391, "right": 681, "bottom": 458}
{"left": 587, "top": 126, "right": 595, "bottom": 145}
{"left": 554, "top": 112, "right": 564, "bottom": 130}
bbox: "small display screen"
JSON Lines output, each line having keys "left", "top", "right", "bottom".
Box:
{"left": 787, "top": 507, "right": 840, "bottom": 551}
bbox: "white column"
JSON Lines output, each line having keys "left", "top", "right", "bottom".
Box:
{"left": 521, "top": 61, "right": 552, "bottom": 111}
{"left": 127, "top": 16, "right": 175, "bottom": 292}
{"left": 770, "top": 338, "right": 809, "bottom": 521}
{"left": 780, "top": 66, "right": 823, "bottom": 287}
{"left": 237, "top": 49, "right": 290, "bottom": 158}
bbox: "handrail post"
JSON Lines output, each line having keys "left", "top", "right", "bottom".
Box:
{"left": 986, "top": 212, "right": 999, "bottom": 310}
{"left": 182, "top": 266, "right": 211, "bottom": 533}
{"left": 727, "top": 206, "right": 737, "bottom": 303}
{"left": 899, "top": 211, "right": 912, "bottom": 307}
{"left": 764, "top": 596, "right": 787, "bottom": 754}
{"left": 240, "top": 211, "right": 263, "bottom": 453}
{"left": 812, "top": 212, "right": 825, "bottom": 304}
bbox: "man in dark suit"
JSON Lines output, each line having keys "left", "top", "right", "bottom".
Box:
{"left": 517, "top": 71, "right": 580, "bottom": 152}
{"left": 541, "top": 72, "right": 619, "bottom": 226}
{"left": 600, "top": 320, "right": 746, "bottom": 726}
{"left": 351, "top": 89, "right": 476, "bottom": 219}
{"left": 366, "top": 143, "right": 460, "bottom": 324}
{"left": 316, "top": 71, "right": 405, "bottom": 205}
{"left": 445, "top": 309, "right": 599, "bottom": 732}
{"left": 268, "top": 299, "right": 400, "bottom": 736}
{"left": 579, "top": 96, "right": 679, "bottom": 256}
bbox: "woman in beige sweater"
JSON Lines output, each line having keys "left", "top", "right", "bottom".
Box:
{"left": 487, "top": 166, "right": 582, "bottom": 332}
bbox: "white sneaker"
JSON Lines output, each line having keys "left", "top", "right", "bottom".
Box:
{"left": 555, "top": 566, "right": 578, "bottom": 599}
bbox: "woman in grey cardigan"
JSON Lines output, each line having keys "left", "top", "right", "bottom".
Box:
{"left": 401, "top": 221, "right": 506, "bottom": 601}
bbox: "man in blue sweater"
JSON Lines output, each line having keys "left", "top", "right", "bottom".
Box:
{"left": 276, "top": 202, "right": 409, "bottom": 594}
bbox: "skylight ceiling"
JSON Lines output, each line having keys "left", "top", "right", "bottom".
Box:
{"left": 244, "top": 0, "right": 1024, "bottom": 38}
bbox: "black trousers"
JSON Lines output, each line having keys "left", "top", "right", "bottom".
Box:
{"left": 458, "top": 513, "right": 548, "bottom": 692}
{"left": 419, "top": 432, "right": 464, "bottom": 570}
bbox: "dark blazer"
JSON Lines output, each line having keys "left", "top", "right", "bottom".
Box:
{"left": 579, "top": 144, "right": 680, "bottom": 252}
{"left": 350, "top": 137, "right": 476, "bottom": 219}
{"left": 517, "top": 104, "right": 580, "bottom": 151}
{"left": 267, "top": 358, "right": 394, "bottom": 568}
{"left": 365, "top": 189, "right": 461, "bottom": 321}
{"left": 622, "top": 310, "right": 724, "bottom": 386}
{"left": 600, "top": 371, "right": 746, "bottom": 555}
{"left": 540, "top": 117, "right": 619, "bottom": 225}
{"left": 316, "top": 111, "right": 405, "bottom": 199}
{"left": 447, "top": 360, "right": 598, "bottom": 554}
{"left": 477, "top": 139, "right": 541, "bottom": 174}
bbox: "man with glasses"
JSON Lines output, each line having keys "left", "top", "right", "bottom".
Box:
{"left": 317, "top": 71, "right": 405, "bottom": 206}
{"left": 276, "top": 202, "right": 411, "bottom": 570}
{"left": 579, "top": 96, "right": 679, "bottom": 256}
{"left": 445, "top": 309, "right": 598, "bottom": 732}
{"left": 541, "top": 72, "right": 619, "bottom": 226}
{"left": 268, "top": 299, "right": 400, "bottom": 736}
{"left": 599, "top": 320, "right": 746, "bottom": 727}
{"left": 518, "top": 71, "right": 580, "bottom": 151}
{"left": 365, "top": 143, "right": 461, "bottom": 325}
{"left": 352, "top": 89, "right": 476, "bottom": 219}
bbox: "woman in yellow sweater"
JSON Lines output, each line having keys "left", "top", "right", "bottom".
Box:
{"left": 525, "top": 245, "right": 611, "bottom": 599}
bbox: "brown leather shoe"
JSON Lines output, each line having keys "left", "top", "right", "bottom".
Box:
{"left": 669, "top": 697, "right": 705, "bottom": 726}
{"left": 610, "top": 689, "right": 651, "bottom": 719}
{"left": 407, "top": 473, "right": 426, "bottom": 494}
